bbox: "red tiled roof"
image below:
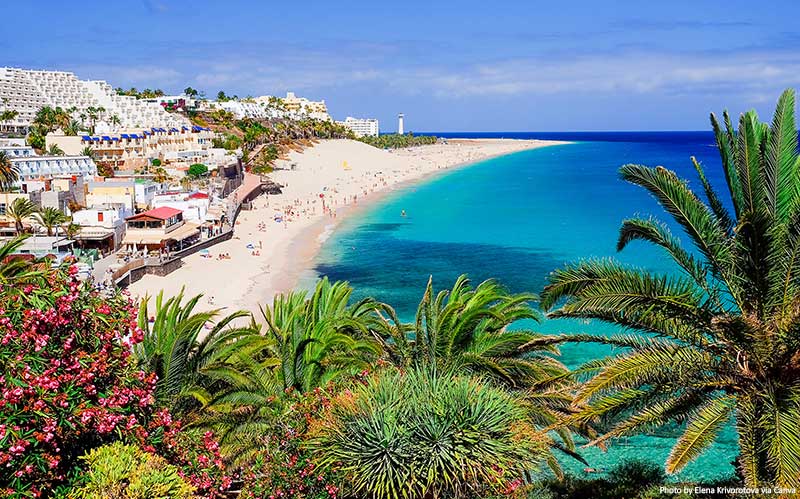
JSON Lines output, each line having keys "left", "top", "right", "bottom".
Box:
{"left": 188, "top": 192, "right": 209, "bottom": 199}
{"left": 126, "top": 206, "right": 182, "bottom": 221}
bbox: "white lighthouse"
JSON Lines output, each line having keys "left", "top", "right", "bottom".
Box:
{"left": 398, "top": 113, "right": 404, "bottom": 135}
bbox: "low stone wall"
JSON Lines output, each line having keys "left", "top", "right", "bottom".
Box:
{"left": 173, "top": 230, "right": 233, "bottom": 259}
{"left": 115, "top": 231, "right": 233, "bottom": 288}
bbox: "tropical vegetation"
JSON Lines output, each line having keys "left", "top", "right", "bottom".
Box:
{"left": 187, "top": 163, "right": 209, "bottom": 178}
{"left": 541, "top": 88, "right": 800, "bottom": 488}
{"left": 0, "top": 150, "right": 18, "bottom": 189}
{"left": 358, "top": 132, "right": 437, "bottom": 149}
{"left": 67, "top": 442, "right": 196, "bottom": 499}
{"left": 6, "top": 198, "right": 36, "bottom": 235}
{"left": 7, "top": 90, "right": 800, "bottom": 498}
{"left": 32, "top": 206, "right": 70, "bottom": 236}
{"left": 309, "top": 367, "right": 547, "bottom": 499}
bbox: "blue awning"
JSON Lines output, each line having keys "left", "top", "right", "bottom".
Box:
{"left": 130, "top": 134, "right": 140, "bottom": 139}
{"left": 81, "top": 135, "right": 91, "bottom": 141}
{"left": 101, "top": 136, "right": 111, "bottom": 141}
{"left": 91, "top": 137, "right": 101, "bottom": 141}
{"left": 181, "top": 126, "right": 189, "bottom": 131}
{"left": 120, "top": 134, "right": 130, "bottom": 139}
{"left": 112, "top": 137, "right": 120, "bottom": 141}
{"left": 143, "top": 130, "right": 152, "bottom": 135}
{"left": 160, "top": 127, "right": 167, "bottom": 132}
{"left": 170, "top": 128, "right": 179, "bottom": 132}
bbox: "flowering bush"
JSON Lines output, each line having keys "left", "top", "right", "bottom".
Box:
{"left": 0, "top": 265, "right": 230, "bottom": 498}
{"left": 238, "top": 386, "right": 343, "bottom": 499}
{"left": 145, "top": 411, "right": 232, "bottom": 498}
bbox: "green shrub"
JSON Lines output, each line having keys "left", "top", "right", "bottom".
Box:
{"left": 308, "top": 367, "right": 547, "bottom": 499}
{"left": 68, "top": 442, "right": 195, "bottom": 499}
{"left": 151, "top": 158, "right": 162, "bottom": 167}
{"left": 187, "top": 163, "right": 208, "bottom": 177}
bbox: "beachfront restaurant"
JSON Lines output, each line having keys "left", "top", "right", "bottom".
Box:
{"left": 122, "top": 207, "right": 200, "bottom": 253}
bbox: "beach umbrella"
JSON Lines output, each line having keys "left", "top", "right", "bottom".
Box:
{"left": 246, "top": 243, "right": 255, "bottom": 250}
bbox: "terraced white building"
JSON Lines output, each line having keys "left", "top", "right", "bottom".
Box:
{"left": 0, "top": 144, "right": 97, "bottom": 185}
{"left": 0, "top": 67, "right": 189, "bottom": 132}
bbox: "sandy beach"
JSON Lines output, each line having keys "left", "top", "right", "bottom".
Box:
{"left": 128, "top": 138, "right": 566, "bottom": 316}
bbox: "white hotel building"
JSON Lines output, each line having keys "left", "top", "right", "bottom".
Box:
{"left": 0, "top": 67, "right": 189, "bottom": 132}
{"left": 0, "top": 143, "right": 97, "bottom": 185}
{"left": 340, "top": 117, "right": 379, "bottom": 137}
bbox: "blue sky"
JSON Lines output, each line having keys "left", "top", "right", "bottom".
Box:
{"left": 4, "top": 0, "right": 800, "bottom": 131}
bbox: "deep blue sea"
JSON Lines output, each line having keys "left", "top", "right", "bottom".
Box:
{"left": 310, "top": 132, "right": 737, "bottom": 481}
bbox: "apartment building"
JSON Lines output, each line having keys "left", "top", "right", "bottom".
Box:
{"left": 47, "top": 126, "right": 214, "bottom": 171}
{"left": 340, "top": 117, "right": 379, "bottom": 137}
{"left": 5, "top": 144, "right": 98, "bottom": 186}
{"left": 0, "top": 67, "right": 189, "bottom": 131}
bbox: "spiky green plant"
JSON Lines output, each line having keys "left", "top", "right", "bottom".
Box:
{"left": 68, "top": 442, "right": 196, "bottom": 499}
{"left": 308, "top": 367, "right": 548, "bottom": 499}
{"left": 372, "top": 274, "right": 586, "bottom": 477}
{"left": 134, "top": 289, "right": 257, "bottom": 414}
{"left": 541, "top": 89, "right": 800, "bottom": 487}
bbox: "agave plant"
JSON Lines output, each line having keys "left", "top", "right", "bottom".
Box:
{"left": 541, "top": 89, "right": 800, "bottom": 487}
{"left": 134, "top": 289, "right": 257, "bottom": 414}
{"left": 309, "top": 367, "right": 548, "bottom": 499}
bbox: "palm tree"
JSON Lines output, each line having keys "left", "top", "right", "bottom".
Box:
{"left": 374, "top": 274, "right": 567, "bottom": 388}
{"left": 0, "top": 109, "right": 18, "bottom": 133}
{"left": 541, "top": 89, "right": 800, "bottom": 488}
{"left": 63, "top": 222, "right": 80, "bottom": 239}
{"left": 258, "top": 277, "right": 382, "bottom": 393}
{"left": 197, "top": 279, "right": 383, "bottom": 464}
{"left": 373, "top": 274, "right": 585, "bottom": 477}
{"left": 6, "top": 198, "right": 36, "bottom": 235}
{"left": 109, "top": 114, "right": 121, "bottom": 131}
{"left": 32, "top": 207, "right": 68, "bottom": 236}
{"left": 0, "top": 235, "right": 45, "bottom": 285}
{"left": 0, "top": 151, "right": 18, "bottom": 190}
{"left": 134, "top": 290, "right": 257, "bottom": 414}
{"left": 63, "top": 119, "right": 82, "bottom": 136}
{"left": 152, "top": 167, "right": 170, "bottom": 183}
{"left": 80, "top": 146, "right": 96, "bottom": 159}
{"left": 47, "top": 144, "right": 65, "bottom": 156}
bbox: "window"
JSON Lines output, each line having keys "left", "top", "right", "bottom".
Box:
{"left": 0, "top": 203, "right": 5, "bottom": 216}
{"left": 98, "top": 212, "right": 104, "bottom": 222}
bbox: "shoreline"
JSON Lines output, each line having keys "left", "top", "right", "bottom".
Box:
{"left": 128, "top": 138, "right": 569, "bottom": 316}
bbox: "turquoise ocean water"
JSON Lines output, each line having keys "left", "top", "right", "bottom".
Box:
{"left": 310, "top": 132, "right": 737, "bottom": 481}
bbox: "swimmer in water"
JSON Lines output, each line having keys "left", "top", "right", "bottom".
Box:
{"left": 401, "top": 209, "right": 407, "bottom": 217}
